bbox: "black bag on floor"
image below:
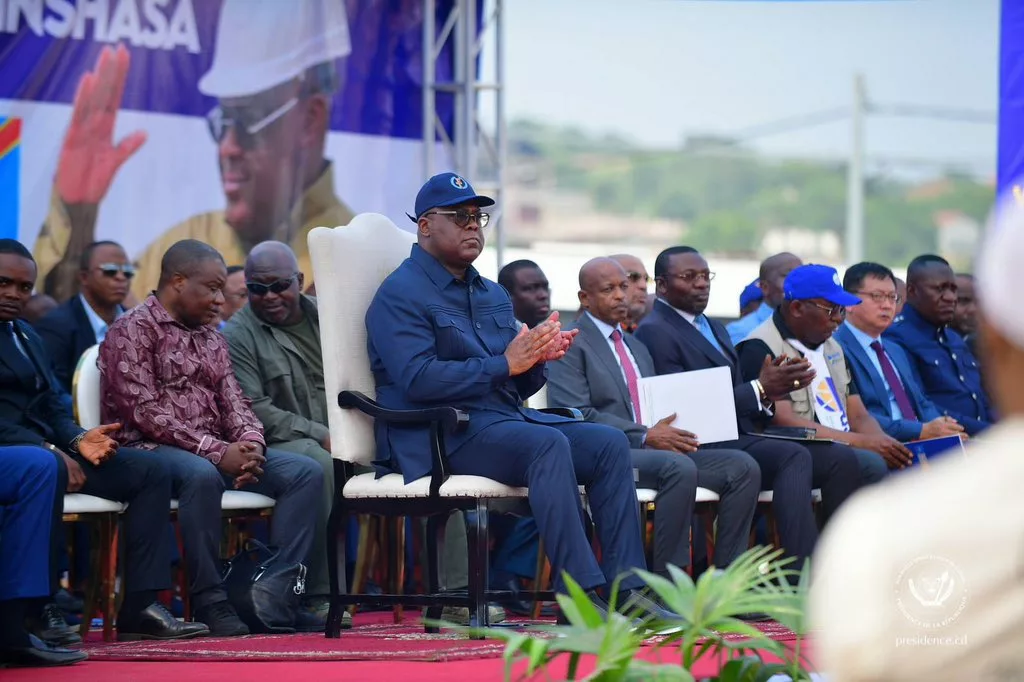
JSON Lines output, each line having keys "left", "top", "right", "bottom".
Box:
{"left": 222, "top": 539, "right": 307, "bottom": 634}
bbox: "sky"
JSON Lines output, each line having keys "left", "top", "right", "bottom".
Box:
{"left": 482, "top": 0, "right": 999, "bottom": 177}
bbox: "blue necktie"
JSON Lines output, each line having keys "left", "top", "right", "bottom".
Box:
{"left": 695, "top": 315, "right": 725, "bottom": 356}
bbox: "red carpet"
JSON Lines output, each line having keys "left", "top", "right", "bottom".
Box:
{"left": 4, "top": 646, "right": 814, "bottom": 682}
{"left": 75, "top": 611, "right": 800, "bottom": 663}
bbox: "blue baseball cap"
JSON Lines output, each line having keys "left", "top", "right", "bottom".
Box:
{"left": 783, "top": 264, "right": 861, "bottom": 306}
{"left": 739, "top": 279, "right": 763, "bottom": 309}
{"left": 408, "top": 172, "right": 495, "bottom": 222}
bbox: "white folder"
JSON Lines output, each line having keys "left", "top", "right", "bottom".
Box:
{"left": 637, "top": 367, "right": 739, "bottom": 445}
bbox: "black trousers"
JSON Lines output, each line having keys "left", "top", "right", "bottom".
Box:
{"left": 50, "top": 448, "right": 173, "bottom": 596}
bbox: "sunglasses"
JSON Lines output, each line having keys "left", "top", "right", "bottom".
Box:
{"left": 423, "top": 209, "right": 490, "bottom": 228}
{"left": 245, "top": 275, "right": 297, "bottom": 296}
{"left": 627, "top": 272, "right": 651, "bottom": 284}
{"left": 97, "top": 263, "right": 136, "bottom": 279}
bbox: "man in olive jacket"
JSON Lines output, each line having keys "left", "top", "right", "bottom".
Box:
{"left": 223, "top": 241, "right": 341, "bottom": 627}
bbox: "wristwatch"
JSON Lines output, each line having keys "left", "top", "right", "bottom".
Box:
{"left": 68, "top": 432, "right": 85, "bottom": 454}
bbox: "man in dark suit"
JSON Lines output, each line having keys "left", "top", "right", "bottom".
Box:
{"left": 548, "top": 258, "right": 759, "bottom": 575}
{"left": 635, "top": 246, "right": 862, "bottom": 563}
{"left": 0, "top": 239, "right": 208, "bottom": 643}
{"left": 367, "top": 173, "right": 673, "bottom": 620}
{"left": 836, "top": 262, "right": 966, "bottom": 443}
{"left": 35, "top": 241, "right": 131, "bottom": 395}
{"left": 884, "top": 255, "right": 993, "bottom": 434}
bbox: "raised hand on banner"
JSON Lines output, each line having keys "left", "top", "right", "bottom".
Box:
{"left": 57, "top": 43, "right": 147, "bottom": 205}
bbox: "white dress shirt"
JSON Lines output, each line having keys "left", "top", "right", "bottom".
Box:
{"left": 586, "top": 312, "right": 643, "bottom": 420}
{"left": 79, "top": 294, "right": 124, "bottom": 344}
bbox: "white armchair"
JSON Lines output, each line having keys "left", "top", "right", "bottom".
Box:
{"left": 309, "top": 214, "right": 573, "bottom": 637}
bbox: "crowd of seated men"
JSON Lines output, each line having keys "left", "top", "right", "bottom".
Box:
{"left": 0, "top": 172, "right": 991, "bottom": 668}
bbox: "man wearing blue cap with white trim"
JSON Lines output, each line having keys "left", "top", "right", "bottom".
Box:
{"left": 737, "top": 264, "right": 909, "bottom": 485}
{"left": 367, "top": 173, "right": 675, "bottom": 622}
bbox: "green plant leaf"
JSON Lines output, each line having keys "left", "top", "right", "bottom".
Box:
{"left": 557, "top": 573, "right": 607, "bottom": 629}
{"left": 623, "top": 661, "right": 696, "bottom": 681}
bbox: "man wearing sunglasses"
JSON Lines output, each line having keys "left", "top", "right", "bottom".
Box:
{"left": 32, "top": 0, "right": 354, "bottom": 303}
{"left": 369, "top": 173, "right": 678, "bottom": 623}
{"left": 223, "top": 241, "right": 345, "bottom": 631}
{"left": 36, "top": 241, "right": 132, "bottom": 395}
{"left": 610, "top": 254, "right": 654, "bottom": 332}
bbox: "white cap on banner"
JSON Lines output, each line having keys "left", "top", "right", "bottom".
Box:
{"left": 198, "top": 0, "right": 352, "bottom": 99}
{"left": 978, "top": 188, "right": 1024, "bottom": 349}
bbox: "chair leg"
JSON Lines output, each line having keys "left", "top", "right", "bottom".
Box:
{"left": 325, "top": 500, "right": 348, "bottom": 639}
{"left": 701, "top": 507, "right": 717, "bottom": 568}
{"left": 78, "top": 521, "right": 100, "bottom": 641}
{"left": 423, "top": 514, "right": 446, "bottom": 633}
{"left": 389, "top": 516, "right": 406, "bottom": 624}
{"left": 465, "top": 499, "right": 489, "bottom": 638}
{"left": 174, "top": 520, "right": 190, "bottom": 621}
{"left": 530, "top": 537, "right": 548, "bottom": 620}
{"left": 102, "top": 515, "right": 118, "bottom": 642}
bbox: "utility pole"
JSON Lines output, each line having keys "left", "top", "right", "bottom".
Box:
{"left": 846, "top": 73, "right": 866, "bottom": 265}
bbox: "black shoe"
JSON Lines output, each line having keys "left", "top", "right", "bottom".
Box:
{"left": 194, "top": 601, "right": 250, "bottom": 637}
{"left": 117, "top": 602, "right": 210, "bottom": 641}
{"left": 736, "top": 612, "right": 773, "bottom": 622}
{"left": 25, "top": 603, "right": 81, "bottom": 647}
{"left": 295, "top": 596, "right": 331, "bottom": 633}
{"left": 55, "top": 589, "right": 84, "bottom": 616}
{"left": 618, "top": 589, "right": 686, "bottom": 625}
{"left": 0, "top": 634, "right": 88, "bottom": 668}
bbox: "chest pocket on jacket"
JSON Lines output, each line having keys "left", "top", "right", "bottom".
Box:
{"left": 487, "top": 315, "right": 519, "bottom": 354}
{"left": 916, "top": 347, "right": 953, "bottom": 392}
{"left": 433, "top": 314, "right": 471, "bottom": 360}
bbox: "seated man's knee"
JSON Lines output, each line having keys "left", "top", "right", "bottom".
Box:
{"left": 829, "top": 443, "right": 863, "bottom": 479}
{"left": 778, "top": 442, "right": 813, "bottom": 474}
{"left": 660, "top": 452, "right": 697, "bottom": 485}
{"left": 737, "top": 453, "right": 761, "bottom": 489}
{"left": 856, "top": 449, "right": 888, "bottom": 484}
{"left": 182, "top": 457, "right": 226, "bottom": 493}
{"left": 285, "top": 452, "right": 325, "bottom": 489}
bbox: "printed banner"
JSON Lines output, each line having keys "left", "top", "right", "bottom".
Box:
{"left": 999, "top": 0, "right": 1024, "bottom": 200}
{"left": 0, "top": 0, "right": 458, "bottom": 299}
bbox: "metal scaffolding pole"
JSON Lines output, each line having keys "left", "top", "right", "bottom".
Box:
{"left": 422, "top": 0, "right": 507, "bottom": 267}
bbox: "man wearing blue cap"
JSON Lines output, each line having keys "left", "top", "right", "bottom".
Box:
{"left": 737, "top": 264, "right": 910, "bottom": 484}
{"left": 367, "top": 173, "right": 674, "bottom": 621}
{"left": 738, "top": 279, "right": 764, "bottom": 319}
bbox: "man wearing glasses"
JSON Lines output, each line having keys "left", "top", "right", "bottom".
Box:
{"left": 610, "top": 254, "right": 654, "bottom": 332}
{"left": 35, "top": 241, "right": 133, "bottom": 395}
{"left": 834, "top": 262, "right": 966, "bottom": 443}
{"left": 736, "top": 264, "right": 904, "bottom": 483}
{"left": 883, "top": 255, "right": 993, "bottom": 435}
{"left": 367, "top": 173, "right": 678, "bottom": 622}
{"left": 32, "top": 0, "right": 353, "bottom": 302}
{"left": 636, "top": 249, "right": 858, "bottom": 564}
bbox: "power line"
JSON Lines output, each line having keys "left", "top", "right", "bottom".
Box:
{"left": 869, "top": 104, "right": 996, "bottom": 124}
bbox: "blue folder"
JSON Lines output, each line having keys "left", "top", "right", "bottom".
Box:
{"left": 905, "top": 435, "right": 967, "bottom": 469}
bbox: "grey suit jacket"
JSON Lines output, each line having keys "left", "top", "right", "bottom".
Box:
{"left": 547, "top": 313, "right": 652, "bottom": 448}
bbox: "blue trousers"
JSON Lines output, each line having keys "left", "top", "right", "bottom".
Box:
{"left": 448, "top": 420, "right": 646, "bottom": 592}
{"left": 149, "top": 446, "right": 323, "bottom": 610}
{"left": 0, "top": 446, "right": 59, "bottom": 600}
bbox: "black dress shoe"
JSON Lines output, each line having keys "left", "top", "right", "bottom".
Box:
{"left": 25, "top": 603, "right": 81, "bottom": 647}
{"left": 55, "top": 589, "right": 85, "bottom": 616}
{"left": 194, "top": 601, "right": 250, "bottom": 637}
{"left": 117, "top": 602, "right": 210, "bottom": 641}
{"left": 619, "top": 589, "right": 687, "bottom": 625}
{"left": 0, "top": 634, "right": 88, "bottom": 668}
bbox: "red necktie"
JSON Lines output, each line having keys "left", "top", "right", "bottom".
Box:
{"left": 869, "top": 340, "right": 918, "bottom": 420}
{"left": 611, "top": 329, "right": 643, "bottom": 422}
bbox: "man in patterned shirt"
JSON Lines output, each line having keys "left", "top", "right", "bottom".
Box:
{"left": 98, "top": 240, "right": 324, "bottom": 636}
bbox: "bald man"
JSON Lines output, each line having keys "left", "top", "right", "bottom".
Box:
{"left": 547, "top": 258, "right": 760, "bottom": 576}
{"left": 811, "top": 207, "right": 1024, "bottom": 681}
{"left": 727, "top": 252, "right": 802, "bottom": 345}
{"left": 610, "top": 254, "right": 652, "bottom": 331}
{"left": 222, "top": 241, "right": 342, "bottom": 630}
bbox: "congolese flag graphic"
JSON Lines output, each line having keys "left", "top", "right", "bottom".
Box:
{"left": 0, "top": 117, "right": 20, "bottom": 240}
